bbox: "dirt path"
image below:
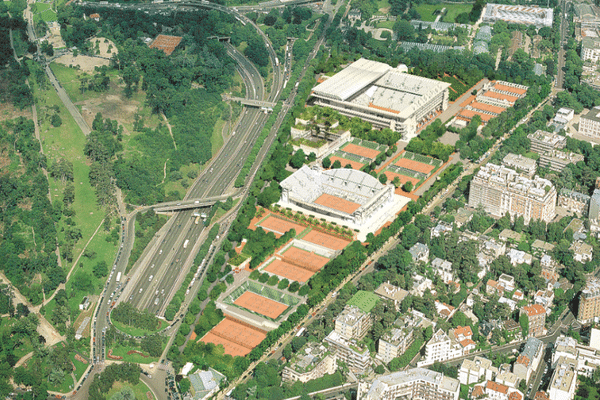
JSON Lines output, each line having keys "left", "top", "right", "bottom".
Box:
{"left": 0, "top": 273, "right": 65, "bottom": 345}
{"left": 14, "top": 351, "right": 33, "bottom": 368}
{"left": 43, "top": 217, "right": 106, "bottom": 307}
{"left": 160, "top": 160, "right": 168, "bottom": 184}
{"left": 161, "top": 113, "right": 177, "bottom": 150}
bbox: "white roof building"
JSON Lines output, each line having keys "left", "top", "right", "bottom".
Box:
{"left": 311, "top": 59, "right": 451, "bottom": 139}
{"left": 482, "top": 3, "right": 553, "bottom": 27}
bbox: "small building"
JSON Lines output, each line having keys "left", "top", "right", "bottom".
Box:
{"left": 502, "top": 153, "right": 536, "bottom": 177}
{"left": 79, "top": 296, "right": 90, "bottom": 311}
{"left": 188, "top": 367, "right": 226, "bottom": 400}
{"left": 487, "top": 279, "right": 505, "bottom": 296}
{"left": 411, "top": 273, "right": 434, "bottom": 296}
{"left": 431, "top": 221, "right": 453, "bottom": 238}
{"left": 409, "top": 243, "right": 429, "bottom": 263}
{"left": 375, "top": 282, "right": 409, "bottom": 311}
{"left": 553, "top": 108, "right": 574, "bottom": 124}
{"left": 459, "top": 356, "right": 498, "bottom": 385}
{"left": 499, "top": 274, "right": 516, "bottom": 292}
{"left": 435, "top": 300, "right": 456, "bottom": 319}
{"left": 506, "top": 249, "right": 533, "bottom": 266}
{"left": 455, "top": 208, "right": 474, "bottom": 227}
{"left": 570, "top": 240, "right": 593, "bottom": 262}
{"left": 89, "top": 13, "right": 100, "bottom": 21}
{"left": 499, "top": 229, "right": 522, "bottom": 243}
{"left": 473, "top": 381, "right": 524, "bottom": 400}
{"left": 531, "top": 240, "right": 555, "bottom": 255}
{"left": 431, "top": 258, "right": 455, "bottom": 284}
{"left": 495, "top": 370, "right": 520, "bottom": 388}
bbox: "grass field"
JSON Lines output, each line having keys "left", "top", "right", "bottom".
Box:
{"left": 29, "top": 60, "right": 119, "bottom": 324}
{"left": 106, "top": 381, "right": 156, "bottom": 400}
{"left": 71, "top": 352, "right": 89, "bottom": 382}
{"left": 112, "top": 319, "right": 165, "bottom": 337}
{"left": 212, "top": 118, "right": 226, "bottom": 154}
{"left": 376, "top": 20, "right": 395, "bottom": 29}
{"left": 109, "top": 345, "right": 160, "bottom": 364}
{"left": 414, "top": 3, "right": 472, "bottom": 23}
{"left": 48, "top": 372, "right": 74, "bottom": 393}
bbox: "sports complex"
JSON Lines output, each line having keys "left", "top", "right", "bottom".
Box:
{"left": 382, "top": 151, "right": 444, "bottom": 188}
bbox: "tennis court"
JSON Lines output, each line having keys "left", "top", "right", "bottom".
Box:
{"left": 302, "top": 230, "right": 350, "bottom": 251}
{"left": 342, "top": 143, "right": 380, "bottom": 159}
{"left": 314, "top": 193, "right": 361, "bottom": 214}
{"left": 264, "top": 259, "right": 315, "bottom": 283}
{"left": 233, "top": 291, "right": 288, "bottom": 319}
{"left": 200, "top": 317, "right": 267, "bottom": 357}
{"left": 282, "top": 246, "right": 329, "bottom": 272}
{"left": 329, "top": 156, "right": 364, "bottom": 170}
{"left": 395, "top": 158, "right": 436, "bottom": 174}
{"left": 258, "top": 215, "right": 305, "bottom": 236}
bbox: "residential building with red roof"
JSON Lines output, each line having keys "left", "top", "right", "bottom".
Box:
{"left": 520, "top": 304, "right": 547, "bottom": 337}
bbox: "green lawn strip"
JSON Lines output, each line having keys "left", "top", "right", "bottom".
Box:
{"left": 71, "top": 352, "right": 89, "bottom": 381}
{"left": 41, "top": 297, "right": 57, "bottom": 319}
{"left": 414, "top": 4, "right": 444, "bottom": 21}
{"left": 40, "top": 8, "right": 57, "bottom": 22}
{"left": 212, "top": 118, "right": 226, "bottom": 154}
{"left": 375, "top": 20, "right": 395, "bottom": 29}
{"left": 111, "top": 319, "right": 164, "bottom": 337}
{"left": 106, "top": 381, "right": 155, "bottom": 400}
{"left": 295, "top": 226, "right": 312, "bottom": 240}
{"left": 109, "top": 345, "right": 159, "bottom": 364}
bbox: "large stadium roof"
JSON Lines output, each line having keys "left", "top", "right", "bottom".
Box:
{"left": 312, "top": 58, "right": 392, "bottom": 102}
{"left": 280, "top": 165, "right": 388, "bottom": 214}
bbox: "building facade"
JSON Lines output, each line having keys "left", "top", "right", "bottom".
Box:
{"left": 558, "top": 189, "right": 590, "bottom": 215}
{"left": 578, "top": 277, "right": 600, "bottom": 324}
{"left": 520, "top": 304, "right": 547, "bottom": 337}
{"left": 468, "top": 164, "right": 556, "bottom": 223}
{"left": 582, "top": 36, "right": 600, "bottom": 63}
{"left": 459, "top": 356, "right": 498, "bottom": 385}
{"left": 358, "top": 368, "right": 460, "bottom": 400}
{"left": 335, "top": 305, "right": 373, "bottom": 340}
{"left": 579, "top": 106, "right": 600, "bottom": 138}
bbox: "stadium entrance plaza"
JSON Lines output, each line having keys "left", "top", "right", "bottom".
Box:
{"left": 276, "top": 193, "right": 412, "bottom": 242}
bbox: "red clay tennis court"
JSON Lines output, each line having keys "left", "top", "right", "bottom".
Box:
{"left": 233, "top": 291, "right": 288, "bottom": 319}
{"left": 281, "top": 246, "right": 329, "bottom": 272}
{"left": 258, "top": 215, "right": 305, "bottom": 235}
{"left": 314, "top": 193, "right": 361, "bottom": 214}
{"left": 200, "top": 317, "right": 267, "bottom": 357}
{"left": 383, "top": 171, "right": 420, "bottom": 187}
{"left": 342, "top": 143, "right": 380, "bottom": 159}
{"left": 302, "top": 230, "right": 350, "bottom": 251}
{"left": 329, "top": 156, "right": 364, "bottom": 170}
{"left": 395, "top": 158, "right": 436, "bottom": 174}
{"left": 149, "top": 35, "right": 182, "bottom": 56}
{"left": 264, "top": 259, "right": 315, "bottom": 283}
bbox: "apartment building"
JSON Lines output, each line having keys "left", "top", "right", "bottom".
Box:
{"left": 578, "top": 277, "right": 600, "bottom": 324}
{"left": 548, "top": 357, "right": 577, "bottom": 400}
{"left": 539, "top": 150, "right": 584, "bottom": 173}
{"left": 527, "top": 130, "right": 566, "bottom": 153}
{"left": 358, "top": 368, "right": 460, "bottom": 400}
{"left": 579, "top": 106, "right": 600, "bottom": 139}
{"left": 557, "top": 189, "right": 590, "bottom": 215}
{"left": 468, "top": 164, "right": 556, "bottom": 224}
{"left": 459, "top": 356, "right": 498, "bottom": 385}
{"left": 324, "top": 331, "right": 371, "bottom": 373}
{"left": 335, "top": 305, "right": 373, "bottom": 340}
{"left": 377, "top": 325, "right": 415, "bottom": 363}
{"left": 418, "top": 327, "right": 474, "bottom": 366}
{"left": 582, "top": 36, "right": 600, "bottom": 63}
{"left": 552, "top": 335, "right": 600, "bottom": 378}
{"left": 375, "top": 282, "right": 409, "bottom": 311}
{"left": 520, "top": 304, "right": 547, "bottom": 337}
{"left": 513, "top": 337, "right": 544, "bottom": 383}
{"left": 282, "top": 350, "right": 337, "bottom": 383}
{"left": 502, "top": 153, "right": 536, "bottom": 177}
{"left": 569, "top": 241, "right": 593, "bottom": 263}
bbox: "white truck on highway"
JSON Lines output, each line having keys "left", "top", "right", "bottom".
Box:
{"left": 116, "top": 272, "right": 121, "bottom": 282}
{"left": 183, "top": 239, "right": 190, "bottom": 249}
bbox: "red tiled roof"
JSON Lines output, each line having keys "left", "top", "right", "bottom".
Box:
{"left": 517, "top": 355, "right": 531, "bottom": 367}
{"left": 487, "top": 381, "right": 509, "bottom": 394}
{"left": 470, "top": 102, "right": 506, "bottom": 115}
{"left": 459, "top": 109, "right": 495, "bottom": 122}
{"left": 482, "top": 90, "right": 519, "bottom": 103}
{"left": 472, "top": 386, "right": 485, "bottom": 398}
{"left": 460, "top": 338, "right": 477, "bottom": 348}
{"left": 453, "top": 326, "right": 473, "bottom": 338}
{"left": 509, "top": 391, "right": 523, "bottom": 400}
{"left": 523, "top": 304, "right": 546, "bottom": 317}
{"left": 493, "top": 82, "right": 527, "bottom": 96}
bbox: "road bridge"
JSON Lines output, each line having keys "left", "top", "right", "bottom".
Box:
{"left": 152, "top": 194, "right": 233, "bottom": 212}
{"left": 224, "top": 96, "right": 276, "bottom": 108}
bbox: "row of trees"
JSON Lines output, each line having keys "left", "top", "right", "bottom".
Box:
{"left": 111, "top": 302, "right": 161, "bottom": 331}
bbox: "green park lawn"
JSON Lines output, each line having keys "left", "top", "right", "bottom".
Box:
{"left": 109, "top": 345, "right": 160, "bottom": 364}
{"left": 48, "top": 371, "right": 74, "bottom": 393}
{"left": 71, "top": 352, "right": 89, "bottom": 381}
{"left": 107, "top": 381, "right": 155, "bottom": 400}
{"left": 414, "top": 3, "right": 472, "bottom": 23}
{"left": 112, "top": 319, "right": 165, "bottom": 337}
{"left": 376, "top": 20, "right": 395, "bottom": 29}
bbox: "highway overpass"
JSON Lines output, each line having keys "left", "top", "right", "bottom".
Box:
{"left": 151, "top": 194, "right": 234, "bottom": 212}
